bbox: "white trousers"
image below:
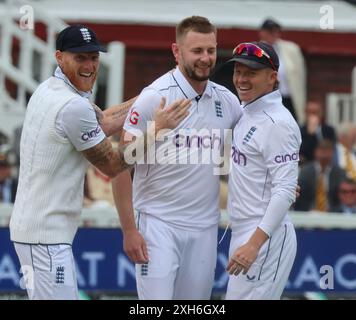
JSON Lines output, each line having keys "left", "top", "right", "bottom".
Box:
{"left": 136, "top": 214, "right": 218, "bottom": 300}
{"left": 225, "top": 222, "right": 297, "bottom": 300}
{"left": 14, "top": 242, "right": 78, "bottom": 300}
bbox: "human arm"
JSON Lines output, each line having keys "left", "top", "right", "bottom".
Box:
{"left": 112, "top": 168, "right": 148, "bottom": 263}
{"left": 82, "top": 97, "right": 191, "bottom": 177}
{"left": 227, "top": 121, "right": 301, "bottom": 275}
{"left": 92, "top": 96, "right": 137, "bottom": 137}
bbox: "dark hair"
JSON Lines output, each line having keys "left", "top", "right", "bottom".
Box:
{"left": 316, "top": 138, "right": 334, "bottom": 150}
{"left": 340, "top": 177, "right": 356, "bottom": 186}
{"left": 176, "top": 16, "right": 216, "bottom": 42}
{"left": 260, "top": 18, "right": 281, "bottom": 32}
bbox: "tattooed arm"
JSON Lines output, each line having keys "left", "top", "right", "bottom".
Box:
{"left": 93, "top": 96, "right": 137, "bottom": 137}
{"left": 81, "top": 138, "right": 129, "bottom": 178}
{"left": 83, "top": 97, "right": 191, "bottom": 178}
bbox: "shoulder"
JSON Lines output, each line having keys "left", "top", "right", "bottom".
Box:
{"left": 134, "top": 72, "right": 176, "bottom": 101}
{"left": 261, "top": 106, "right": 301, "bottom": 141}
{"left": 58, "top": 96, "right": 94, "bottom": 124}
{"left": 210, "top": 81, "right": 240, "bottom": 106}
{"left": 147, "top": 71, "right": 176, "bottom": 93}
{"left": 265, "top": 103, "right": 299, "bottom": 127}
{"left": 211, "top": 81, "right": 236, "bottom": 97}
{"left": 332, "top": 165, "right": 347, "bottom": 177}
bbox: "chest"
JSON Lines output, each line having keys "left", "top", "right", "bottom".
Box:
{"left": 167, "top": 92, "right": 232, "bottom": 131}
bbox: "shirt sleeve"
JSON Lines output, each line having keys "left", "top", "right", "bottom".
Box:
{"left": 123, "top": 88, "right": 163, "bottom": 137}
{"left": 55, "top": 97, "right": 106, "bottom": 151}
{"left": 258, "top": 121, "right": 301, "bottom": 236}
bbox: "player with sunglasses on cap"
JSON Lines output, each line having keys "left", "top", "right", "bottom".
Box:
{"left": 225, "top": 42, "right": 301, "bottom": 299}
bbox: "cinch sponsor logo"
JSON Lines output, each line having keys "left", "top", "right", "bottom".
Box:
{"left": 129, "top": 110, "right": 139, "bottom": 125}
{"left": 173, "top": 133, "right": 222, "bottom": 149}
{"left": 81, "top": 126, "right": 101, "bottom": 141}
{"left": 274, "top": 152, "right": 299, "bottom": 163}
{"left": 232, "top": 146, "right": 247, "bottom": 166}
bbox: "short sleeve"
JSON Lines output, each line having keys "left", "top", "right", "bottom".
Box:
{"left": 57, "top": 97, "right": 106, "bottom": 151}
{"left": 123, "top": 88, "right": 163, "bottom": 136}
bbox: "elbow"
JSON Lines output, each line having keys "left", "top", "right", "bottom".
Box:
{"left": 272, "top": 186, "right": 296, "bottom": 204}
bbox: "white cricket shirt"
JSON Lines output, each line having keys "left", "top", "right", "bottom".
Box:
{"left": 54, "top": 67, "right": 106, "bottom": 151}
{"left": 227, "top": 90, "right": 301, "bottom": 236}
{"left": 124, "top": 68, "right": 242, "bottom": 231}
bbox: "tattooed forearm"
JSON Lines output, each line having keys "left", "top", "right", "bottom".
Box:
{"left": 81, "top": 120, "right": 155, "bottom": 178}
{"left": 110, "top": 104, "right": 132, "bottom": 121}
{"left": 98, "top": 96, "right": 138, "bottom": 137}
{"left": 82, "top": 138, "right": 114, "bottom": 168}
{"left": 82, "top": 138, "right": 134, "bottom": 177}
{"left": 105, "top": 96, "right": 137, "bottom": 119}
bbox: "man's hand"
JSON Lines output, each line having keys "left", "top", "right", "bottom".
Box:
{"left": 154, "top": 97, "right": 191, "bottom": 133}
{"left": 226, "top": 243, "right": 258, "bottom": 276}
{"left": 123, "top": 229, "right": 149, "bottom": 264}
{"left": 226, "top": 227, "right": 268, "bottom": 276}
{"left": 296, "top": 184, "right": 301, "bottom": 199}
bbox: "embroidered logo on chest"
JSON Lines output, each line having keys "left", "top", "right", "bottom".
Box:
{"left": 215, "top": 100, "right": 223, "bottom": 118}
{"left": 243, "top": 126, "right": 257, "bottom": 145}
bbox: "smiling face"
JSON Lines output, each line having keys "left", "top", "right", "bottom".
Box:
{"left": 55, "top": 50, "right": 99, "bottom": 92}
{"left": 233, "top": 62, "right": 277, "bottom": 103}
{"left": 172, "top": 30, "right": 217, "bottom": 91}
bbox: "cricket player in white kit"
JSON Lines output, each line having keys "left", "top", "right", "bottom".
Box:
{"left": 225, "top": 42, "right": 301, "bottom": 299}
{"left": 9, "top": 25, "right": 190, "bottom": 300}
{"left": 113, "top": 16, "right": 242, "bottom": 299}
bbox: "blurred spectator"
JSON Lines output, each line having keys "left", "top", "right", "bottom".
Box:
{"left": 299, "top": 101, "right": 337, "bottom": 164}
{"left": 330, "top": 178, "right": 356, "bottom": 214}
{"left": 0, "top": 148, "right": 18, "bottom": 203}
{"left": 259, "top": 18, "right": 306, "bottom": 123}
{"left": 334, "top": 123, "right": 356, "bottom": 181}
{"left": 86, "top": 165, "right": 115, "bottom": 207}
{"left": 294, "top": 139, "right": 346, "bottom": 212}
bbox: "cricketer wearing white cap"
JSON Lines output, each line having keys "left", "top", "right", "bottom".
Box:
{"left": 113, "top": 16, "right": 242, "bottom": 299}
{"left": 225, "top": 42, "right": 301, "bottom": 299}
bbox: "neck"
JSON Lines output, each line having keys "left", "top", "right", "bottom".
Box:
{"left": 178, "top": 66, "right": 208, "bottom": 95}
{"left": 188, "top": 79, "right": 207, "bottom": 95}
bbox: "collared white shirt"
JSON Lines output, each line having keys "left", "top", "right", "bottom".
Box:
{"left": 228, "top": 90, "right": 301, "bottom": 231}
{"left": 124, "top": 67, "right": 242, "bottom": 231}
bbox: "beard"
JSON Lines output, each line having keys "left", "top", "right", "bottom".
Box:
{"left": 184, "top": 64, "right": 215, "bottom": 82}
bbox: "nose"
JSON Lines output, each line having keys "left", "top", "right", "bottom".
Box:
{"left": 83, "top": 57, "right": 97, "bottom": 71}
{"left": 237, "top": 73, "right": 248, "bottom": 84}
{"left": 200, "top": 50, "right": 211, "bottom": 63}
